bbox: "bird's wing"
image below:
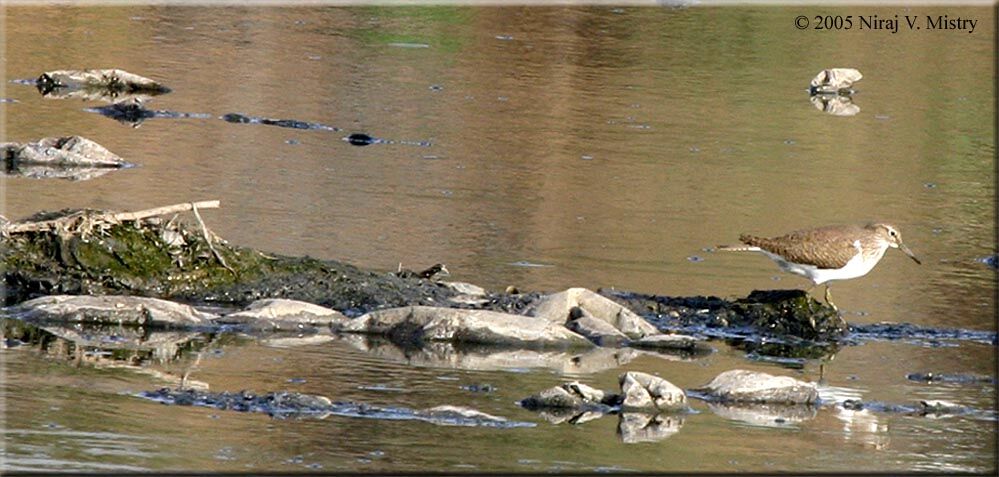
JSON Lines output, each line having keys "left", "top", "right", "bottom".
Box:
{"left": 740, "top": 229, "right": 860, "bottom": 269}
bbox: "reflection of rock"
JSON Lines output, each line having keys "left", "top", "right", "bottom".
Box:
{"left": 36, "top": 69, "right": 170, "bottom": 102}
{"left": 809, "top": 68, "right": 863, "bottom": 94}
{"left": 620, "top": 371, "right": 686, "bottom": 411}
{"left": 528, "top": 288, "right": 660, "bottom": 339}
{"left": 835, "top": 406, "right": 889, "bottom": 449}
{"left": 40, "top": 324, "right": 199, "bottom": 354}
{"left": 1, "top": 136, "right": 135, "bottom": 181}
{"left": 335, "top": 334, "right": 651, "bottom": 373}
{"left": 809, "top": 94, "right": 860, "bottom": 117}
{"left": 618, "top": 413, "right": 684, "bottom": 443}
{"left": 252, "top": 332, "right": 336, "bottom": 348}
{"left": 339, "top": 305, "right": 593, "bottom": 348}
{"left": 694, "top": 369, "right": 818, "bottom": 404}
{"left": 705, "top": 401, "right": 817, "bottom": 428}
{"left": 222, "top": 299, "right": 347, "bottom": 330}
{"left": 536, "top": 408, "right": 607, "bottom": 425}
{"left": 9, "top": 295, "right": 217, "bottom": 327}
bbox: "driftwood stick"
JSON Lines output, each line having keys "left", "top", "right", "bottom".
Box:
{"left": 192, "top": 202, "right": 235, "bottom": 276}
{"left": 4, "top": 200, "right": 220, "bottom": 234}
{"left": 110, "top": 200, "right": 220, "bottom": 222}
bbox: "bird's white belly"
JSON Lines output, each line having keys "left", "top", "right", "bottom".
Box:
{"left": 760, "top": 243, "right": 887, "bottom": 285}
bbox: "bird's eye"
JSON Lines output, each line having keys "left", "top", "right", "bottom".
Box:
{"left": 889, "top": 230, "right": 897, "bottom": 237}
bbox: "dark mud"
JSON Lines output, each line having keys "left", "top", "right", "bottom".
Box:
{"left": 602, "top": 289, "right": 846, "bottom": 343}
{"left": 602, "top": 289, "right": 996, "bottom": 349}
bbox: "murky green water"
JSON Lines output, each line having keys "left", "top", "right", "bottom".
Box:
{"left": 1, "top": 5, "right": 995, "bottom": 473}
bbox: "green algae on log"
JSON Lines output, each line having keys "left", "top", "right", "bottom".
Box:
{"left": 1, "top": 201, "right": 458, "bottom": 312}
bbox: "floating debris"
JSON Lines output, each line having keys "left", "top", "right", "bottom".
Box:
{"left": 508, "top": 261, "right": 554, "bottom": 268}
{"left": 387, "top": 42, "right": 430, "bottom": 48}
{"left": 343, "top": 133, "right": 431, "bottom": 147}
{"left": 977, "top": 255, "right": 998, "bottom": 269}
{"left": 86, "top": 99, "right": 211, "bottom": 127}
{"left": 221, "top": 113, "right": 340, "bottom": 131}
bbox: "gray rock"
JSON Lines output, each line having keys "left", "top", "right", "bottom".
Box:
{"left": 619, "top": 371, "right": 686, "bottom": 411}
{"left": 528, "top": 287, "right": 659, "bottom": 338}
{"left": 809, "top": 68, "right": 863, "bottom": 94}
{"left": 8, "top": 295, "right": 216, "bottom": 327}
{"left": 628, "top": 333, "right": 713, "bottom": 354}
{"left": 441, "top": 281, "right": 487, "bottom": 297}
{"left": 36, "top": 69, "right": 171, "bottom": 103}
{"left": 519, "top": 381, "right": 618, "bottom": 410}
{"left": 1, "top": 136, "right": 135, "bottom": 181}
{"left": 340, "top": 306, "right": 593, "bottom": 348}
{"left": 222, "top": 299, "right": 347, "bottom": 330}
{"left": 565, "top": 307, "right": 631, "bottom": 346}
{"left": 696, "top": 369, "right": 818, "bottom": 404}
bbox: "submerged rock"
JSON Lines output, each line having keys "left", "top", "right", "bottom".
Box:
{"left": 694, "top": 369, "right": 818, "bottom": 404}
{"left": 6, "top": 295, "right": 217, "bottom": 327}
{"left": 137, "top": 387, "right": 534, "bottom": 427}
{"left": 906, "top": 372, "right": 996, "bottom": 385}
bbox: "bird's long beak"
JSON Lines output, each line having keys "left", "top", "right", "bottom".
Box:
{"left": 899, "top": 242, "right": 921, "bottom": 265}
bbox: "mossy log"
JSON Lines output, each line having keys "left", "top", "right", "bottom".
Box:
{"left": 1, "top": 202, "right": 458, "bottom": 313}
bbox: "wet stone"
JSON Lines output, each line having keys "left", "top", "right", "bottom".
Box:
{"left": 694, "top": 369, "right": 818, "bottom": 405}
{"left": 619, "top": 371, "right": 686, "bottom": 411}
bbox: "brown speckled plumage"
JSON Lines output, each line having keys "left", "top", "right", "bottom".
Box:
{"left": 738, "top": 223, "right": 878, "bottom": 270}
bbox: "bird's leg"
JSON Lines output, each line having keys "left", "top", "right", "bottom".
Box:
{"left": 805, "top": 284, "right": 817, "bottom": 313}
{"left": 824, "top": 284, "right": 838, "bottom": 312}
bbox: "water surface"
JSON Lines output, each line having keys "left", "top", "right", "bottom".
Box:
{"left": 1, "top": 5, "right": 995, "bottom": 473}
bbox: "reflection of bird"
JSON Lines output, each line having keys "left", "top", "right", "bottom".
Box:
{"left": 718, "top": 223, "right": 921, "bottom": 310}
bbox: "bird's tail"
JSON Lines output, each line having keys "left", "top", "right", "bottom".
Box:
{"left": 715, "top": 244, "right": 761, "bottom": 252}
